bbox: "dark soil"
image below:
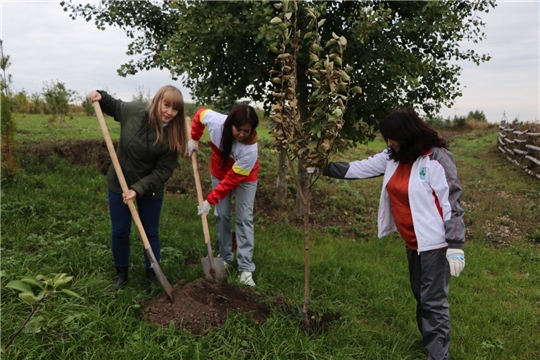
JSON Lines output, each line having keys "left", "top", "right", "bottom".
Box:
{"left": 141, "top": 278, "right": 275, "bottom": 335}
{"left": 18, "top": 139, "right": 342, "bottom": 334}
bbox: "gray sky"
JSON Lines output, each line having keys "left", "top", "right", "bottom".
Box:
{"left": 1, "top": 0, "right": 538, "bottom": 123}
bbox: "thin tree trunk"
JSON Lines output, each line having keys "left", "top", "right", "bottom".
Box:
{"left": 295, "top": 158, "right": 310, "bottom": 215}
{"left": 275, "top": 148, "right": 288, "bottom": 204}
{"left": 296, "top": 165, "right": 312, "bottom": 331}
{"left": 301, "top": 194, "right": 311, "bottom": 331}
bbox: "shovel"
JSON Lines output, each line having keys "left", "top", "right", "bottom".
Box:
{"left": 92, "top": 102, "right": 174, "bottom": 300}
{"left": 191, "top": 151, "right": 227, "bottom": 281}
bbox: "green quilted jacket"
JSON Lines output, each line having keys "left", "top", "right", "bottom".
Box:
{"left": 98, "top": 91, "right": 177, "bottom": 199}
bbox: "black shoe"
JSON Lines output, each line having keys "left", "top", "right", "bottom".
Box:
{"left": 146, "top": 269, "right": 157, "bottom": 293}
{"left": 111, "top": 266, "right": 129, "bottom": 290}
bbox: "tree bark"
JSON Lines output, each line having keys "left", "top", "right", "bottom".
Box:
{"left": 295, "top": 158, "right": 311, "bottom": 215}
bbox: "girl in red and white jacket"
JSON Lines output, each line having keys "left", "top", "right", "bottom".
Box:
{"left": 188, "top": 105, "right": 259, "bottom": 286}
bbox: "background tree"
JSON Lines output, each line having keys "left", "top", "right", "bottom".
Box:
{"left": 468, "top": 109, "right": 487, "bottom": 122}
{"left": 81, "top": 97, "right": 94, "bottom": 117}
{"left": 1, "top": 45, "right": 18, "bottom": 180}
{"left": 62, "top": 0, "right": 496, "bottom": 208}
{"left": 29, "top": 92, "right": 46, "bottom": 115}
{"left": 11, "top": 90, "right": 29, "bottom": 116}
{"left": 42, "top": 80, "right": 75, "bottom": 122}
{"left": 0, "top": 39, "right": 11, "bottom": 97}
{"left": 132, "top": 85, "right": 152, "bottom": 104}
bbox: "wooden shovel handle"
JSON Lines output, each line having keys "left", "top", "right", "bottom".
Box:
{"left": 191, "top": 151, "right": 213, "bottom": 247}
{"left": 92, "top": 101, "right": 152, "bottom": 251}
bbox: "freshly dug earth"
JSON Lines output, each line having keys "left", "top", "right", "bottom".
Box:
{"left": 141, "top": 278, "right": 274, "bottom": 335}
{"left": 141, "top": 278, "right": 340, "bottom": 335}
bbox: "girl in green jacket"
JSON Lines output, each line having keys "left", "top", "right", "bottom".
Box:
{"left": 88, "top": 85, "right": 187, "bottom": 291}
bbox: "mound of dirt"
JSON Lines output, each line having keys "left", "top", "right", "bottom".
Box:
{"left": 141, "top": 278, "right": 277, "bottom": 335}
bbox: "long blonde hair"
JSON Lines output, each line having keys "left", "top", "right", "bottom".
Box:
{"left": 148, "top": 85, "right": 187, "bottom": 159}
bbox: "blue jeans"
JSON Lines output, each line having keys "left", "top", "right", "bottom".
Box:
{"left": 211, "top": 176, "right": 257, "bottom": 272}
{"left": 108, "top": 189, "right": 163, "bottom": 270}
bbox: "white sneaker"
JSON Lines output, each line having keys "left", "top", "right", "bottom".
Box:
{"left": 239, "top": 271, "right": 255, "bottom": 286}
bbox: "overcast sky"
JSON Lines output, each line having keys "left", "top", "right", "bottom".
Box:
{"left": 1, "top": 0, "right": 538, "bottom": 123}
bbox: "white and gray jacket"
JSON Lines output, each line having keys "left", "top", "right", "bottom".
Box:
{"left": 323, "top": 147, "right": 465, "bottom": 252}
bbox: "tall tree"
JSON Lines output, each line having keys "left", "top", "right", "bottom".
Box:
{"left": 62, "top": 0, "right": 496, "bottom": 206}
{"left": 62, "top": 0, "right": 495, "bottom": 132}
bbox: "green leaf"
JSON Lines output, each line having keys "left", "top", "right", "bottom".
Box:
{"left": 303, "top": 32, "right": 313, "bottom": 40}
{"left": 6, "top": 280, "right": 32, "bottom": 293}
{"left": 21, "top": 277, "right": 44, "bottom": 288}
{"left": 19, "top": 292, "right": 38, "bottom": 305}
{"left": 61, "top": 289, "right": 83, "bottom": 299}
{"left": 332, "top": 108, "right": 343, "bottom": 117}
{"left": 270, "top": 17, "right": 283, "bottom": 25}
{"left": 54, "top": 276, "right": 74, "bottom": 287}
{"left": 23, "top": 316, "right": 43, "bottom": 334}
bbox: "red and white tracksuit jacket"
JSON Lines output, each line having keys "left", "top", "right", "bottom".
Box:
{"left": 323, "top": 147, "right": 465, "bottom": 252}
{"left": 191, "top": 108, "right": 259, "bottom": 205}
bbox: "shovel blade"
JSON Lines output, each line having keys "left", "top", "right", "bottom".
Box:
{"left": 144, "top": 248, "right": 174, "bottom": 300}
{"left": 201, "top": 256, "right": 227, "bottom": 281}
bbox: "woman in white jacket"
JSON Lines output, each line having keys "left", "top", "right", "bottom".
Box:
{"left": 323, "top": 108, "right": 465, "bottom": 360}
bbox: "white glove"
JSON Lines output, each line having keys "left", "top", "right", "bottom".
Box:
{"left": 197, "top": 200, "right": 211, "bottom": 216}
{"left": 446, "top": 249, "right": 465, "bottom": 277}
{"left": 188, "top": 139, "right": 199, "bottom": 156}
{"left": 306, "top": 167, "right": 318, "bottom": 174}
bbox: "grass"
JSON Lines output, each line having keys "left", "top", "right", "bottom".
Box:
{"left": 2, "top": 116, "right": 540, "bottom": 359}
{"left": 12, "top": 113, "right": 274, "bottom": 143}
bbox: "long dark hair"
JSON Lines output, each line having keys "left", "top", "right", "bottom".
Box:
{"left": 219, "top": 104, "right": 259, "bottom": 169}
{"left": 379, "top": 108, "right": 447, "bottom": 163}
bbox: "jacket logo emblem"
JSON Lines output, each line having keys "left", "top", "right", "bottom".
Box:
{"left": 419, "top": 167, "right": 426, "bottom": 180}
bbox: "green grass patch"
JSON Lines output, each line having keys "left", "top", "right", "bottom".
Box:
{"left": 2, "top": 119, "right": 540, "bottom": 359}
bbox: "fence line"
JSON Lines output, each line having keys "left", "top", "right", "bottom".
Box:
{"left": 498, "top": 121, "right": 540, "bottom": 180}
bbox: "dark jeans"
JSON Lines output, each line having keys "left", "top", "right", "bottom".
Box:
{"left": 407, "top": 247, "right": 451, "bottom": 360}
{"left": 108, "top": 189, "right": 163, "bottom": 270}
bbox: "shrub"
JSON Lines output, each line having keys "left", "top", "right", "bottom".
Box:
{"left": 1, "top": 93, "right": 18, "bottom": 180}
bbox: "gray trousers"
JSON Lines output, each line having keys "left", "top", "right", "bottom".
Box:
{"left": 211, "top": 176, "right": 257, "bottom": 272}
{"left": 407, "top": 247, "right": 451, "bottom": 360}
